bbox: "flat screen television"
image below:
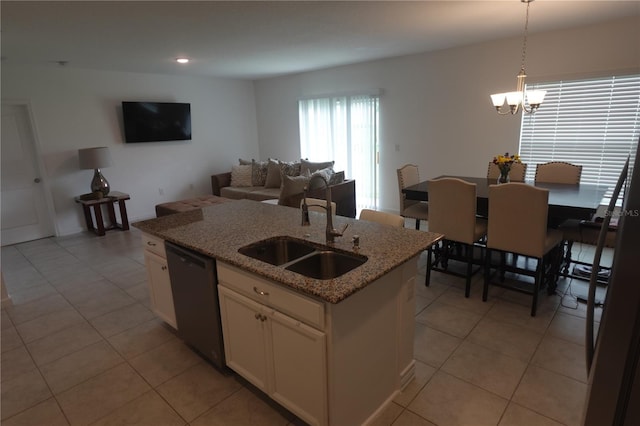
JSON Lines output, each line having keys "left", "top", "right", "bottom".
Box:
{"left": 122, "top": 101, "right": 191, "bottom": 143}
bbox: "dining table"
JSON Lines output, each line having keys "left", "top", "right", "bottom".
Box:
{"left": 402, "top": 176, "right": 610, "bottom": 222}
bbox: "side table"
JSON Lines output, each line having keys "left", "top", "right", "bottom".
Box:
{"left": 75, "top": 191, "right": 130, "bottom": 236}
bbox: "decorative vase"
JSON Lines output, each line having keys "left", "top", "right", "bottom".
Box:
{"left": 498, "top": 169, "right": 510, "bottom": 184}
{"left": 91, "top": 168, "right": 110, "bottom": 196}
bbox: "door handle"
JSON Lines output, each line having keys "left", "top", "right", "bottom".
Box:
{"left": 34, "top": 178, "right": 41, "bottom": 183}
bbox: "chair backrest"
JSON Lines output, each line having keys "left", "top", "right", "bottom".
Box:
{"left": 359, "top": 209, "right": 405, "bottom": 228}
{"left": 488, "top": 183, "right": 550, "bottom": 258}
{"left": 534, "top": 161, "right": 582, "bottom": 184}
{"left": 487, "top": 162, "right": 528, "bottom": 182}
{"left": 397, "top": 164, "right": 420, "bottom": 211}
{"left": 301, "top": 198, "right": 336, "bottom": 215}
{"left": 428, "top": 178, "right": 478, "bottom": 244}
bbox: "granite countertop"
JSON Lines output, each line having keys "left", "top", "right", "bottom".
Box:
{"left": 134, "top": 200, "right": 442, "bottom": 304}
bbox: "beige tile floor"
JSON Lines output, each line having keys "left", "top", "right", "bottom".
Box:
{"left": 1, "top": 228, "right": 609, "bottom": 425}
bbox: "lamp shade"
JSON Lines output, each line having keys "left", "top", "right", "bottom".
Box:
{"left": 526, "top": 90, "right": 547, "bottom": 106}
{"left": 490, "top": 93, "right": 506, "bottom": 107}
{"left": 78, "top": 147, "right": 112, "bottom": 170}
{"left": 505, "top": 91, "right": 524, "bottom": 107}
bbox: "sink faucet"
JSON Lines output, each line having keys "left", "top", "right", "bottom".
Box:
{"left": 301, "top": 174, "right": 348, "bottom": 244}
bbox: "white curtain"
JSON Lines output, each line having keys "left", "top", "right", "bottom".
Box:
{"left": 299, "top": 94, "right": 379, "bottom": 211}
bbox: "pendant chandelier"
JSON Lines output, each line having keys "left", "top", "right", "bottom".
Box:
{"left": 490, "top": 0, "right": 546, "bottom": 115}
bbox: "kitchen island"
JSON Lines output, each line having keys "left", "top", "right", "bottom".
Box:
{"left": 134, "top": 200, "right": 442, "bottom": 425}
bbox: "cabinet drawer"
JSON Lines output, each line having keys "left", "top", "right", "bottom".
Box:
{"left": 218, "top": 262, "right": 324, "bottom": 330}
{"left": 142, "top": 233, "right": 166, "bottom": 258}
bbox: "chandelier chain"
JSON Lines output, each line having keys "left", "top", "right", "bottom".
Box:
{"left": 521, "top": 0, "right": 530, "bottom": 71}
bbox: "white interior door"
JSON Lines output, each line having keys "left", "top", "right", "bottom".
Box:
{"left": 1, "top": 104, "right": 54, "bottom": 246}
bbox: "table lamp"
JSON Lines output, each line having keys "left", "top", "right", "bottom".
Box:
{"left": 78, "top": 147, "right": 112, "bottom": 196}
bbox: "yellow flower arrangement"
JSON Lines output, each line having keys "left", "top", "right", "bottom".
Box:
{"left": 492, "top": 152, "right": 521, "bottom": 182}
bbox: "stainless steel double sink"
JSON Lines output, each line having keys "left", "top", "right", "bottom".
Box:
{"left": 238, "top": 236, "right": 367, "bottom": 280}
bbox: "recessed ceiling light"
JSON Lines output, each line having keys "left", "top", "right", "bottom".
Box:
{"left": 176, "top": 58, "right": 189, "bottom": 64}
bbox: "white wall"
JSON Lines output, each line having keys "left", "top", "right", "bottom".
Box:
{"left": 2, "top": 65, "right": 259, "bottom": 236}
{"left": 3, "top": 16, "right": 638, "bottom": 238}
{"left": 254, "top": 16, "right": 640, "bottom": 213}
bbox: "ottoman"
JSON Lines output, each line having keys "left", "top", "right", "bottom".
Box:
{"left": 155, "top": 195, "right": 233, "bottom": 217}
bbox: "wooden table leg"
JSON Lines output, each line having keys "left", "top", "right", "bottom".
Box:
{"left": 93, "top": 205, "right": 106, "bottom": 236}
{"left": 82, "top": 205, "right": 94, "bottom": 232}
{"left": 106, "top": 202, "right": 117, "bottom": 228}
{"left": 118, "top": 200, "right": 130, "bottom": 230}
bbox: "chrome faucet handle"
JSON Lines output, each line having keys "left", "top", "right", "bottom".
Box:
{"left": 332, "top": 223, "right": 349, "bottom": 237}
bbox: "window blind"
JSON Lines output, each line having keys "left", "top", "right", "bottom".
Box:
{"left": 519, "top": 74, "right": 640, "bottom": 203}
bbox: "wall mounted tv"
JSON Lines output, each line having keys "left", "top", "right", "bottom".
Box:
{"left": 122, "top": 101, "right": 191, "bottom": 143}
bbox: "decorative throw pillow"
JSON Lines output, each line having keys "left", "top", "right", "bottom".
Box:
{"left": 264, "top": 158, "right": 282, "bottom": 188}
{"left": 329, "top": 170, "right": 345, "bottom": 185}
{"left": 279, "top": 160, "right": 302, "bottom": 181}
{"left": 230, "top": 164, "right": 252, "bottom": 187}
{"left": 251, "top": 159, "right": 268, "bottom": 186}
{"left": 238, "top": 158, "right": 252, "bottom": 166}
{"left": 278, "top": 174, "right": 310, "bottom": 206}
{"left": 308, "top": 167, "right": 334, "bottom": 189}
{"left": 301, "top": 159, "right": 335, "bottom": 176}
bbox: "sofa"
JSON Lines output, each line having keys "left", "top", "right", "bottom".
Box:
{"left": 211, "top": 158, "right": 357, "bottom": 218}
{"left": 155, "top": 159, "right": 357, "bottom": 218}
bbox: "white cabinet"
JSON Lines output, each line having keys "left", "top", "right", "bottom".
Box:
{"left": 218, "top": 257, "right": 418, "bottom": 426}
{"left": 218, "top": 286, "right": 269, "bottom": 390}
{"left": 142, "top": 233, "right": 177, "bottom": 329}
{"left": 269, "top": 307, "right": 327, "bottom": 424}
{"left": 218, "top": 265, "right": 327, "bottom": 426}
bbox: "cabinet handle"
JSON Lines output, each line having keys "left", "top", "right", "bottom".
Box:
{"left": 261, "top": 315, "right": 267, "bottom": 322}
{"left": 253, "top": 286, "right": 269, "bottom": 296}
{"left": 255, "top": 313, "right": 261, "bottom": 320}
{"left": 147, "top": 241, "right": 156, "bottom": 246}
{"left": 161, "top": 266, "right": 167, "bottom": 271}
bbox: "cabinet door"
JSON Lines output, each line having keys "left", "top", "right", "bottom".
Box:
{"left": 218, "top": 286, "right": 269, "bottom": 391}
{"left": 144, "top": 250, "right": 177, "bottom": 328}
{"left": 269, "top": 310, "right": 327, "bottom": 426}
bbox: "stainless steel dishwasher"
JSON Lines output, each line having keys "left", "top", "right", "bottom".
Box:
{"left": 165, "top": 242, "right": 225, "bottom": 369}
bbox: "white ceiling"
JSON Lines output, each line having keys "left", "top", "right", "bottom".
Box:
{"left": 2, "top": 1, "right": 639, "bottom": 80}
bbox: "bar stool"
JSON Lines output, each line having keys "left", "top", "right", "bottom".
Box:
{"left": 483, "top": 183, "right": 564, "bottom": 316}
{"left": 426, "top": 178, "right": 487, "bottom": 297}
